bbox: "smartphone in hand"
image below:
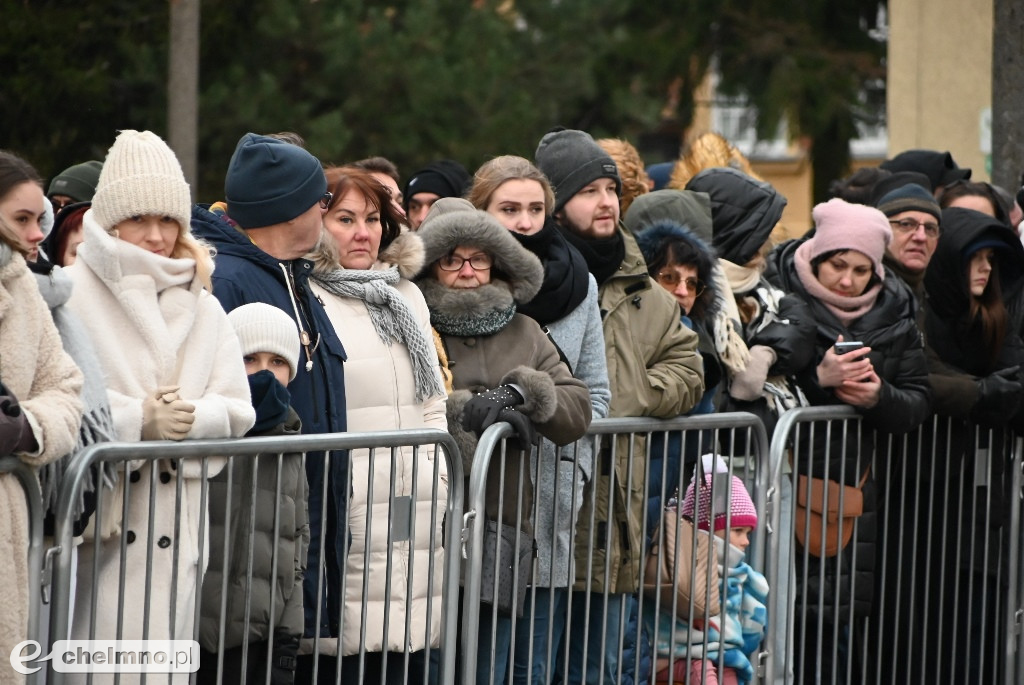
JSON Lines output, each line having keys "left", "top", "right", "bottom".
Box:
{"left": 834, "top": 341, "right": 865, "bottom": 355}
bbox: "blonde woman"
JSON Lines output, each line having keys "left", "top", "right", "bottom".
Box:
{"left": 67, "top": 131, "right": 254, "bottom": 682}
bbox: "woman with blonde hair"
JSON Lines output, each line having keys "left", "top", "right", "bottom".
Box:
{"left": 66, "top": 131, "right": 254, "bottom": 683}
{"left": 469, "top": 155, "right": 610, "bottom": 684}
{"left": 0, "top": 150, "right": 83, "bottom": 684}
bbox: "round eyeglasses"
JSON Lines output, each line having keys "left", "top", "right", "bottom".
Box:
{"left": 655, "top": 271, "right": 706, "bottom": 296}
{"left": 438, "top": 253, "right": 493, "bottom": 271}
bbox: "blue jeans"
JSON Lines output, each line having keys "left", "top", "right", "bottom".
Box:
{"left": 512, "top": 587, "right": 569, "bottom": 684}
{"left": 477, "top": 604, "right": 514, "bottom": 685}
{"left": 559, "top": 591, "right": 625, "bottom": 685}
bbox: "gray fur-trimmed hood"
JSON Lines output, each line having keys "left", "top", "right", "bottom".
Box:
{"left": 413, "top": 197, "right": 544, "bottom": 304}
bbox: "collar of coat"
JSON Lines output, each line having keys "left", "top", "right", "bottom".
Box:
{"left": 76, "top": 211, "right": 200, "bottom": 296}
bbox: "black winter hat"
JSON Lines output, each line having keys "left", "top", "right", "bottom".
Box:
{"left": 47, "top": 160, "right": 102, "bottom": 202}
{"left": 224, "top": 133, "right": 327, "bottom": 229}
{"left": 685, "top": 167, "right": 787, "bottom": 265}
{"left": 880, "top": 150, "right": 970, "bottom": 191}
{"left": 876, "top": 183, "right": 941, "bottom": 221}
{"left": 403, "top": 160, "right": 471, "bottom": 207}
{"left": 535, "top": 128, "right": 622, "bottom": 213}
{"left": 868, "top": 171, "right": 934, "bottom": 205}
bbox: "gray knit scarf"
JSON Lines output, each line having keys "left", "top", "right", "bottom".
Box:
{"left": 313, "top": 266, "right": 444, "bottom": 401}
{"left": 30, "top": 260, "right": 118, "bottom": 521}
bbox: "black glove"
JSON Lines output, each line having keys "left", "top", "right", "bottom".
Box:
{"left": 0, "top": 395, "right": 36, "bottom": 456}
{"left": 462, "top": 385, "right": 524, "bottom": 435}
{"left": 271, "top": 630, "right": 300, "bottom": 683}
{"left": 497, "top": 407, "right": 538, "bottom": 450}
{"left": 972, "top": 366, "right": 1022, "bottom": 425}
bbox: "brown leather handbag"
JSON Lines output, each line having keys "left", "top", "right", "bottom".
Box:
{"left": 794, "top": 467, "right": 870, "bottom": 558}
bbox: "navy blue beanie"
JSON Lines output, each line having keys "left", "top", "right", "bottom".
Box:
{"left": 224, "top": 133, "right": 327, "bottom": 229}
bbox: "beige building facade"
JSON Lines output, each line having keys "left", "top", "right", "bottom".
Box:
{"left": 887, "top": 0, "right": 993, "bottom": 179}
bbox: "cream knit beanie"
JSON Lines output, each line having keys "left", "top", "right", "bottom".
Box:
{"left": 92, "top": 130, "right": 192, "bottom": 233}
{"left": 227, "top": 303, "right": 301, "bottom": 382}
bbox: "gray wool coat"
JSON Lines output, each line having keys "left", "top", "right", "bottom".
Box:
{"left": 531, "top": 275, "right": 610, "bottom": 587}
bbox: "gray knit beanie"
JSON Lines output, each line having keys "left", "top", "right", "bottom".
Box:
{"left": 535, "top": 129, "right": 621, "bottom": 213}
{"left": 92, "top": 130, "right": 192, "bottom": 232}
{"left": 227, "top": 303, "right": 301, "bottom": 382}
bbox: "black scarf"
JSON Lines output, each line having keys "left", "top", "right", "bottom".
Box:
{"left": 248, "top": 370, "right": 292, "bottom": 434}
{"left": 513, "top": 217, "right": 590, "bottom": 325}
{"left": 558, "top": 225, "right": 625, "bottom": 286}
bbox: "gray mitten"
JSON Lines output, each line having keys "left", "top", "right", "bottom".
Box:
{"left": 729, "top": 345, "right": 777, "bottom": 402}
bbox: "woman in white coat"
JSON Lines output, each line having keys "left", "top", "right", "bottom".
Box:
{"left": 306, "top": 167, "right": 448, "bottom": 684}
{"left": 0, "top": 151, "right": 83, "bottom": 684}
{"left": 66, "top": 131, "right": 254, "bottom": 676}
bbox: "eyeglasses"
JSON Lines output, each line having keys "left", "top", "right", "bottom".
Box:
{"left": 889, "top": 217, "right": 940, "bottom": 239}
{"left": 655, "top": 271, "right": 705, "bottom": 295}
{"left": 438, "top": 253, "right": 493, "bottom": 271}
{"left": 319, "top": 191, "right": 334, "bottom": 210}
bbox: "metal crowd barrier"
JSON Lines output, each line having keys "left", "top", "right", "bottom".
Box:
{"left": 0, "top": 456, "right": 47, "bottom": 685}
{"left": 44, "top": 429, "right": 462, "bottom": 685}
{"left": 461, "top": 413, "right": 776, "bottom": 685}
{"left": 769, "top": 406, "right": 1024, "bottom": 685}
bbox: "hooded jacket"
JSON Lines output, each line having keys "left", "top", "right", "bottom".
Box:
{"left": 685, "top": 167, "right": 787, "bottom": 266}
{"left": 414, "top": 200, "right": 592, "bottom": 535}
{"left": 190, "top": 204, "right": 349, "bottom": 641}
{"left": 924, "top": 207, "right": 1024, "bottom": 417}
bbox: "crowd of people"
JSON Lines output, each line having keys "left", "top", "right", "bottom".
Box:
{"left": 1, "top": 125, "right": 1023, "bottom": 685}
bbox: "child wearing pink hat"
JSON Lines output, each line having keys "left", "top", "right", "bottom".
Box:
{"left": 647, "top": 455, "right": 769, "bottom": 685}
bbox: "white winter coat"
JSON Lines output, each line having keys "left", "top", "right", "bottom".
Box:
{"left": 310, "top": 235, "right": 448, "bottom": 656}
{"left": 66, "top": 215, "right": 254, "bottom": 681}
{"left": 0, "top": 251, "right": 82, "bottom": 685}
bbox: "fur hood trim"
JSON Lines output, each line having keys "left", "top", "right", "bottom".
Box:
{"left": 501, "top": 365, "right": 557, "bottom": 423}
{"left": 446, "top": 389, "right": 480, "bottom": 473}
{"left": 377, "top": 230, "right": 425, "bottom": 280}
{"left": 635, "top": 219, "right": 722, "bottom": 321}
{"left": 417, "top": 278, "right": 515, "bottom": 320}
{"left": 414, "top": 198, "right": 544, "bottom": 304}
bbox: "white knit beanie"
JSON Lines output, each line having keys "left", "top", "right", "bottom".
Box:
{"left": 227, "top": 303, "right": 301, "bottom": 382}
{"left": 92, "top": 130, "right": 192, "bottom": 233}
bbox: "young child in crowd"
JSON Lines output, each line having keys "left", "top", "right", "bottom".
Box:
{"left": 647, "top": 454, "right": 769, "bottom": 685}
{"left": 198, "top": 302, "right": 309, "bottom": 685}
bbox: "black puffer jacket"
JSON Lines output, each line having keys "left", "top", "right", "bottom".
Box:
{"left": 766, "top": 239, "right": 932, "bottom": 455}
{"left": 765, "top": 238, "right": 931, "bottom": 617}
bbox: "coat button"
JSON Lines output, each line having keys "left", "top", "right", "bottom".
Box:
{"left": 126, "top": 531, "right": 136, "bottom": 544}
{"left": 158, "top": 536, "right": 172, "bottom": 549}
{"left": 160, "top": 472, "right": 171, "bottom": 484}
{"left": 465, "top": 338, "right": 476, "bottom": 348}
{"left": 129, "top": 471, "right": 141, "bottom": 483}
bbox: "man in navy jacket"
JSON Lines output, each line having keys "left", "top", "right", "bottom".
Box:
{"left": 191, "top": 133, "right": 349, "bottom": 665}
